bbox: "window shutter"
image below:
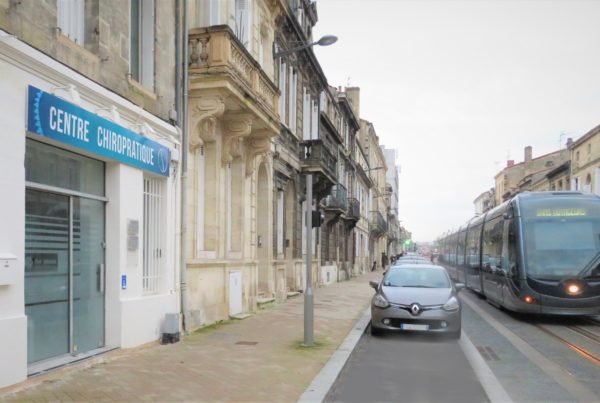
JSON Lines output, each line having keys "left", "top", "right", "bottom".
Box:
{"left": 235, "top": 0, "right": 249, "bottom": 47}
{"left": 279, "top": 62, "right": 286, "bottom": 124}
{"left": 291, "top": 71, "right": 297, "bottom": 134}
{"left": 303, "top": 89, "right": 311, "bottom": 140}
{"left": 210, "top": 0, "right": 220, "bottom": 25}
{"left": 311, "top": 100, "right": 318, "bottom": 140}
{"left": 58, "top": 0, "right": 84, "bottom": 44}
{"left": 140, "top": 0, "right": 155, "bottom": 90}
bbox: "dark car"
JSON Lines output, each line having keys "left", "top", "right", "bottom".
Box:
{"left": 370, "top": 264, "right": 464, "bottom": 339}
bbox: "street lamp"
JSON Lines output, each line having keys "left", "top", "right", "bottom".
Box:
{"left": 364, "top": 166, "right": 383, "bottom": 172}
{"left": 273, "top": 35, "right": 338, "bottom": 58}
{"left": 273, "top": 34, "right": 338, "bottom": 347}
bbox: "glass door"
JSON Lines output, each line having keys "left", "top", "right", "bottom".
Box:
{"left": 25, "top": 190, "right": 106, "bottom": 364}
{"left": 73, "top": 197, "right": 105, "bottom": 353}
{"left": 25, "top": 189, "right": 70, "bottom": 363}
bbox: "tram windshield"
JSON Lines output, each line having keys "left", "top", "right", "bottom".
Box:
{"left": 520, "top": 197, "right": 600, "bottom": 280}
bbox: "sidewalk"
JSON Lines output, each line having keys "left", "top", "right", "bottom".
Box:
{"left": 1, "top": 270, "right": 382, "bottom": 402}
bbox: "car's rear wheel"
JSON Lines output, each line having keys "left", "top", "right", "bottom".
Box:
{"left": 370, "top": 321, "right": 383, "bottom": 336}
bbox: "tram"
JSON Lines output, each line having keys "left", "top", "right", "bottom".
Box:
{"left": 437, "top": 192, "right": 600, "bottom": 315}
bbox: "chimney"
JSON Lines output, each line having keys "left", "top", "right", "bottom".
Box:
{"left": 507, "top": 160, "right": 515, "bottom": 168}
{"left": 345, "top": 87, "right": 361, "bottom": 118}
{"left": 566, "top": 137, "right": 573, "bottom": 148}
{"left": 524, "top": 146, "right": 532, "bottom": 163}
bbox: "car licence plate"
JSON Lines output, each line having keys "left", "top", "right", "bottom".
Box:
{"left": 401, "top": 324, "right": 429, "bottom": 331}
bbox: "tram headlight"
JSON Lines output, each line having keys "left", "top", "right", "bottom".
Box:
{"left": 565, "top": 281, "right": 584, "bottom": 296}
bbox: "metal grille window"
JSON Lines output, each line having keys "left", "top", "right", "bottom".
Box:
{"left": 143, "top": 176, "right": 163, "bottom": 294}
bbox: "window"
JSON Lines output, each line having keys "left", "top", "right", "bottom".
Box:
{"left": 143, "top": 176, "right": 164, "bottom": 295}
{"left": 303, "top": 88, "right": 311, "bottom": 140}
{"left": 576, "top": 151, "right": 580, "bottom": 161}
{"left": 588, "top": 143, "right": 592, "bottom": 155}
{"left": 57, "top": 0, "right": 84, "bottom": 44}
{"left": 235, "top": 0, "right": 250, "bottom": 48}
{"left": 278, "top": 61, "right": 287, "bottom": 124}
{"left": 130, "top": 0, "right": 155, "bottom": 90}
{"left": 288, "top": 67, "right": 297, "bottom": 132}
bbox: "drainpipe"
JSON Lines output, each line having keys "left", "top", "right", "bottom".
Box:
{"left": 177, "top": 0, "right": 190, "bottom": 333}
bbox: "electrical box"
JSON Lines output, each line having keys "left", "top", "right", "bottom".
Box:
{"left": 0, "top": 253, "right": 17, "bottom": 285}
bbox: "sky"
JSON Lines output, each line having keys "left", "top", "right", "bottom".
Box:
{"left": 312, "top": 0, "right": 600, "bottom": 243}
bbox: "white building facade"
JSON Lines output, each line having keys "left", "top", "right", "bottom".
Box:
{"left": 0, "top": 32, "right": 181, "bottom": 388}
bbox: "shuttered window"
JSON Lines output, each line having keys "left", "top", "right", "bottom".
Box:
{"left": 57, "top": 0, "right": 85, "bottom": 44}
{"left": 235, "top": 0, "right": 250, "bottom": 48}
{"left": 143, "top": 176, "right": 164, "bottom": 295}
{"left": 130, "top": 0, "right": 155, "bottom": 90}
{"left": 279, "top": 61, "right": 287, "bottom": 124}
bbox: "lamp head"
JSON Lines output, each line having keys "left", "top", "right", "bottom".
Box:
{"left": 316, "top": 35, "right": 338, "bottom": 47}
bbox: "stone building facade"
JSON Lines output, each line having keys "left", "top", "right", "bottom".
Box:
{"left": 569, "top": 125, "right": 600, "bottom": 194}
{"left": 494, "top": 145, "right": 569, "bottom": 204}
{"left": 184, "top": 0, "right": 281, "bottom": 326}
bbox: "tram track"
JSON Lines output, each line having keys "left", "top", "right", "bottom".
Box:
{"left": 534, "top": 323, "right": 600, "bottom": 366}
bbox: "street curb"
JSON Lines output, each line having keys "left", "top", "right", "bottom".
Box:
{"left": 459, "top": 329, "right": 514, "bottom": 403}
{"left": 297, "top": 306, "right": 371, "bottom": 403}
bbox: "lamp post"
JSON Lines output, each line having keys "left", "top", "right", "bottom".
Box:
{"left": 274, "top": 34, "right": 337, "bottom": 347}
{"left": 273, "top": 35, "right": 338, "bottom": 58}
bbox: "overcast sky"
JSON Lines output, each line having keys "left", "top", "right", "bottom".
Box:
{"left": 313, "top": 0, "right": 600, "bottom": 243}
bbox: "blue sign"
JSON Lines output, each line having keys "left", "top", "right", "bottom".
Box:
{"left": 121, "top": 275, "right": 127, "bottom": 290}
{"left": 27, "top": 85, "right": 170, "bottom": 176}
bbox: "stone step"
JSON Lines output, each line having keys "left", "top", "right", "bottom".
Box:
{"left": 257, "top": 297, "right": 275, "bottom": 304}
{"left": 286, "top": 291, "right": 301, "bottom": 298}
{"left": 229, "top": 313, "right": 252, "bottom": 320}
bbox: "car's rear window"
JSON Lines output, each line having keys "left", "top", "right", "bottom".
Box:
{"left": 383, "top": 268, "right": 450, "bottom": 288}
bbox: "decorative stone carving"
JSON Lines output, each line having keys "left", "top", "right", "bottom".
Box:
{"left": 245, "top": 133, "right": 272, "bottom": 177}
{"left": 222, "top": 114, "right": 254, "bottom": 164}
{"left": 189, "top": 95, "right": 226, "bottom": 151}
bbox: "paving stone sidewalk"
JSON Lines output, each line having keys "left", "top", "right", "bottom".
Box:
{"left": 0, "top": 270, "right": 382, "bottom": 403}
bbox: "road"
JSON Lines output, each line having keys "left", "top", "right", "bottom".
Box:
{"left": 326, "top": 288, "right": 600, "bottom": 403}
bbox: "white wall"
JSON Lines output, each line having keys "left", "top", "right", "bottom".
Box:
{"left": 0, "top": 55, "right": 28, "bottom": 387}
{"left": 0, "top": 30, "right": 180, "bottom": 388}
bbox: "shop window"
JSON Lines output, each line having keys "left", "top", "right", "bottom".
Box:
{"left": 143, "top": 176, "right": 164, "bottom": 295}
{"left": 130, "top": 0, "right": 155, "bottom": 90}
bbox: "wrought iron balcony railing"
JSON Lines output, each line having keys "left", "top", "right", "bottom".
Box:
{"left": 324, "top": 184, "right": 348, "bottom": 211}
{"left": 299, "top": 140, "right": 337, "bottom": 181}
{"left": 347, "top": 198, "right": 360, "bottom": 221}
{"left": 369, "top": 211, "right": 387, "bottom": 236}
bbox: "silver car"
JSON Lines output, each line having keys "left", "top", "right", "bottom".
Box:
{"left": 370, "top": 264, "right": 464, "bottom": 339}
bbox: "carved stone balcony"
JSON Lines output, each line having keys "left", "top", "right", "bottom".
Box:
{"left": 369, "top": 211, "right": 388, "bottom": 237}
{"left": 187, "top": 25, "right": 280, "bottom": 174}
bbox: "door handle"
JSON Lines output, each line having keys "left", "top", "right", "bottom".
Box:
{"left": 98, "top": 263, "right": 105, "bottom": 293}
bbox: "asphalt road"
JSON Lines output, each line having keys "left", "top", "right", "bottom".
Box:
{"left": 325, "top": 328, "right": 489, "bottom": 403}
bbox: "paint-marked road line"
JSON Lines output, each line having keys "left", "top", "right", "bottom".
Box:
{"left": 461, "top": 294, "right": 598, "bottom": 403}
{"left": 459, "top": 329, "right": 514, "bottom": 403}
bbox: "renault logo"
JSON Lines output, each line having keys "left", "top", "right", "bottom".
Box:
{"left": 410, "top": 303, "right": 421, "bottom": 315}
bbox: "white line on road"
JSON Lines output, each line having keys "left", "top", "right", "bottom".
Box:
{"left": 459, "top": 329, "right": 514, "bottom": 403}
{"left": 461, "top": 293, "right": 599, "bottom": 403}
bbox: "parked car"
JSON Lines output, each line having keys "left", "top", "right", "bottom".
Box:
{"left": 370, "top": 264, "right": 463, "bottom": 339}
